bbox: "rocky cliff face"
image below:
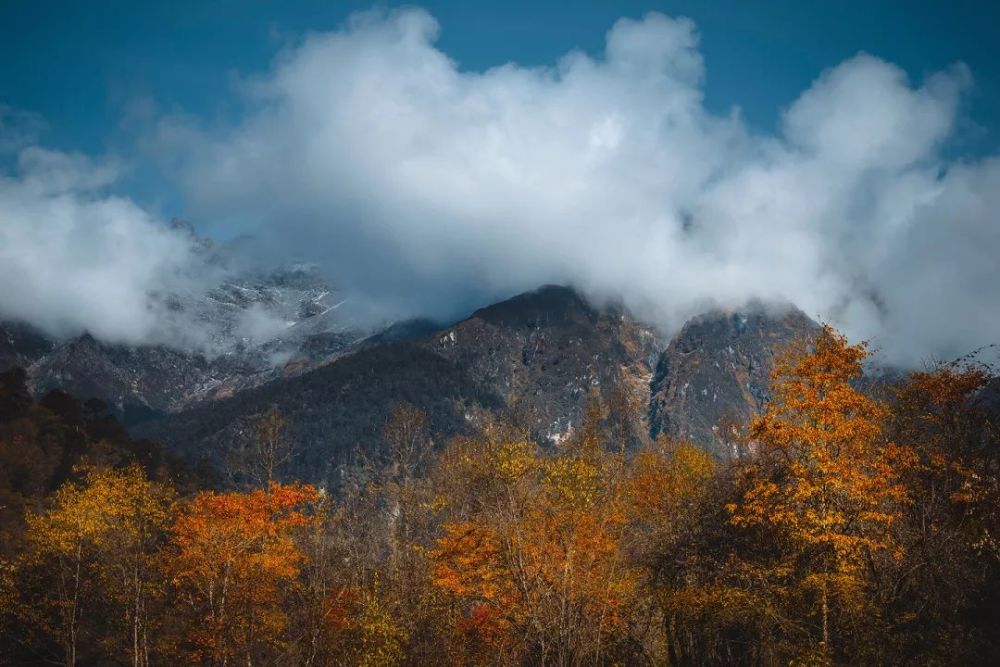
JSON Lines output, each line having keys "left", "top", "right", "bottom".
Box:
{"left": 428, "top": 285, "right": 663, "bottom": 442}
{"left": 649, "top": 305, "right": 818, "bottom": 456}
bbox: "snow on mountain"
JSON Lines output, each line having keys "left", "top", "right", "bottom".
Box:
{"left": 5, "top": 260, "right": 372, "bottom": 420}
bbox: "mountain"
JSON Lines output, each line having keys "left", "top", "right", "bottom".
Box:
{"left": 134, "top": 285, "right": 665, "bottom": 485}
{"left": 5, "top": 274, "right": 822, "bottom": 485}
{"left": 135, "top": 288, "right": 819, "bottom": 487}
{"left": 135, "top": 340, "right": 504, "bottom": 485}
{"left": 649, "top": 305, "right": 818, "bottom": 456}
{"left": 3, "top": 263, "right": 371, "bottom": 423}
{"left": 0, "top": 320, "right": 54, "bottom": 371}
{"left": 428, "top": 285, "right": 662, "bottom": 442}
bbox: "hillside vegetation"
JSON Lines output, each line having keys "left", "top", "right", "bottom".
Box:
{"left": 1, "top": 327, "right": 999, "bottom": 666}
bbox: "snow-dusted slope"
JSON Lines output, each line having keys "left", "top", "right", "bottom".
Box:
{"left": 8, "top": 262, "right": 372, "bottom": 419}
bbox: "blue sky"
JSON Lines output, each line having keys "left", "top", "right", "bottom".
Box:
{"left": 2, "top": 0, "right": 997, "bottom": 160}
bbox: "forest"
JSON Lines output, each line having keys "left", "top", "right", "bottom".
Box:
{"left": 1, "top": 326, "right": 998, "bottom": 666}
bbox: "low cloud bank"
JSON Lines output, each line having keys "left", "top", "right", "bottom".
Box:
{"left": 0, "top": 147, "right": 219, "bottom": 346}
{"left": 164, "top": 8, "right": 999, "bottom": 364}
{"left": 2, "top": 8, "right": 999, "bottom": 366}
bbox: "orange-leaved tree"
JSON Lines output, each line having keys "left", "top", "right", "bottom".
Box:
{"left": 625, "top": 437, "right": 720, "bottom": 661}
{"left": 882, "top": 362, "right": 1000, "bottom": 662}
{"left": 727, "top": 325, "right": 913, "bottom": 659}
{"left": 164, "top": 482, "right": 319, "bottom": 666}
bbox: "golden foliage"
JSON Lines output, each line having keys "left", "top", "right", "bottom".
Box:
{"left": 4, "top": 331, "right": 1000, "bottom": 666}
{"left": 727, "top": 325, "right": 913, "bottom": 655}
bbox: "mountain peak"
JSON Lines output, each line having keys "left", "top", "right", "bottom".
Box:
{"left": 470, "top": 285, "right": 597, "bottom": 328}
{"left": 650, "top": 304, "right": 818, "bottom": 455}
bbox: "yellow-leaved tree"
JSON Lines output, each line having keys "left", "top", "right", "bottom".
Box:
{"left": 431, "top": 403, "right": 641, "bottom": 666}
{"left": 727, "top": 325, "right": 913, "bottom": 660}
{"left": 19, "top": 465, "right": 174, "bottom": 667}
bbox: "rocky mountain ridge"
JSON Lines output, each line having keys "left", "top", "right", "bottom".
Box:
{"left": 128, "top": 286, "right": 816, "bottom": 486}
{"left": 2, "top": 275, "right": 819, "bottom": 484}
{"left": 649, "top": 306, "right": 819, "bottom": 456}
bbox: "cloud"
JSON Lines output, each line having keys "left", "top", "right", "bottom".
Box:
{"left": 3, "top": 8, "right": 998, "bottom": 367}
{"left": 0, "top": 146, "right": 219, "bottom": 346}
{"left": 165, "top": 9, "right": 741, "bottom": 318}
{"left": 159, "top": 7, "right": 999, "bottom": 364}
{"left": 782, "top": 55, "right": 966, "bottom": 169}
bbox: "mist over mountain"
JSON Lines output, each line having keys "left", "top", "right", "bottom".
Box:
{"left": 0, "top": 8, "right": 998, "bottom": 367}
{"left": 159, "top": 8, "right": 998, "bottom": 366}
{"left": 1, "top": 273, "right": 816, "bottom": 481}
{"left": 12, "top": 257, "right": 376, "bottom": 419}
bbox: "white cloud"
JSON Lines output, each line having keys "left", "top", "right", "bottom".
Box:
{"left": 3, "top": 8, "right": 998, "bottom": 367}
{"left": 782, "top": 55, "right": 967, "bottom": 169}
{"left": 160, "top": 7, "right": 998, "bottom": 364}
{"left": 0, "top": 147, "right": 213, "bottom": 346}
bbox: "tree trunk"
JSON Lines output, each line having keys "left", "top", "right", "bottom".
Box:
{"left": 821, "top": 576, "right": 830, "bottom": 655}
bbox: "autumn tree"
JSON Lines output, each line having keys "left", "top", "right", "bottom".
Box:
{"left": 15, "top": 465, "right": 174, "bottom": 667}
{"left": 377, "top": 402, "right": 432, "bottom": 569}
{"left": 81, "top": 466, "right": 174, "bottom": 667}
{"left": 164, "top": 482, "right": 319, "bottom": 666}
{"left": 280, "top": 486, "right": 350, "bottom": 667}
{"left": 254, "top": 406, "right": 293, "bottom": 485}
{"left": 892, "top": 362, "right": 999, "bottom": 550}
{"left": 340, "top": 577, "right": 407, "bottom": 667}
{"left": 880, "top": 361, "right": 1000, "bottom": 663}
{"left": 431, "top": 403, "right": 643, "bottom": 666}
{"left": 727, "top": 325, "right": 912, "bottom": 661}
{"left": 228, "top": 406, "right": 294, "bottom": 488}
{"left": 16, "top": 491, "right": 97, "bottom": 667}
{"left": 624, "top": 436, "right": 720, "bottom": 662}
